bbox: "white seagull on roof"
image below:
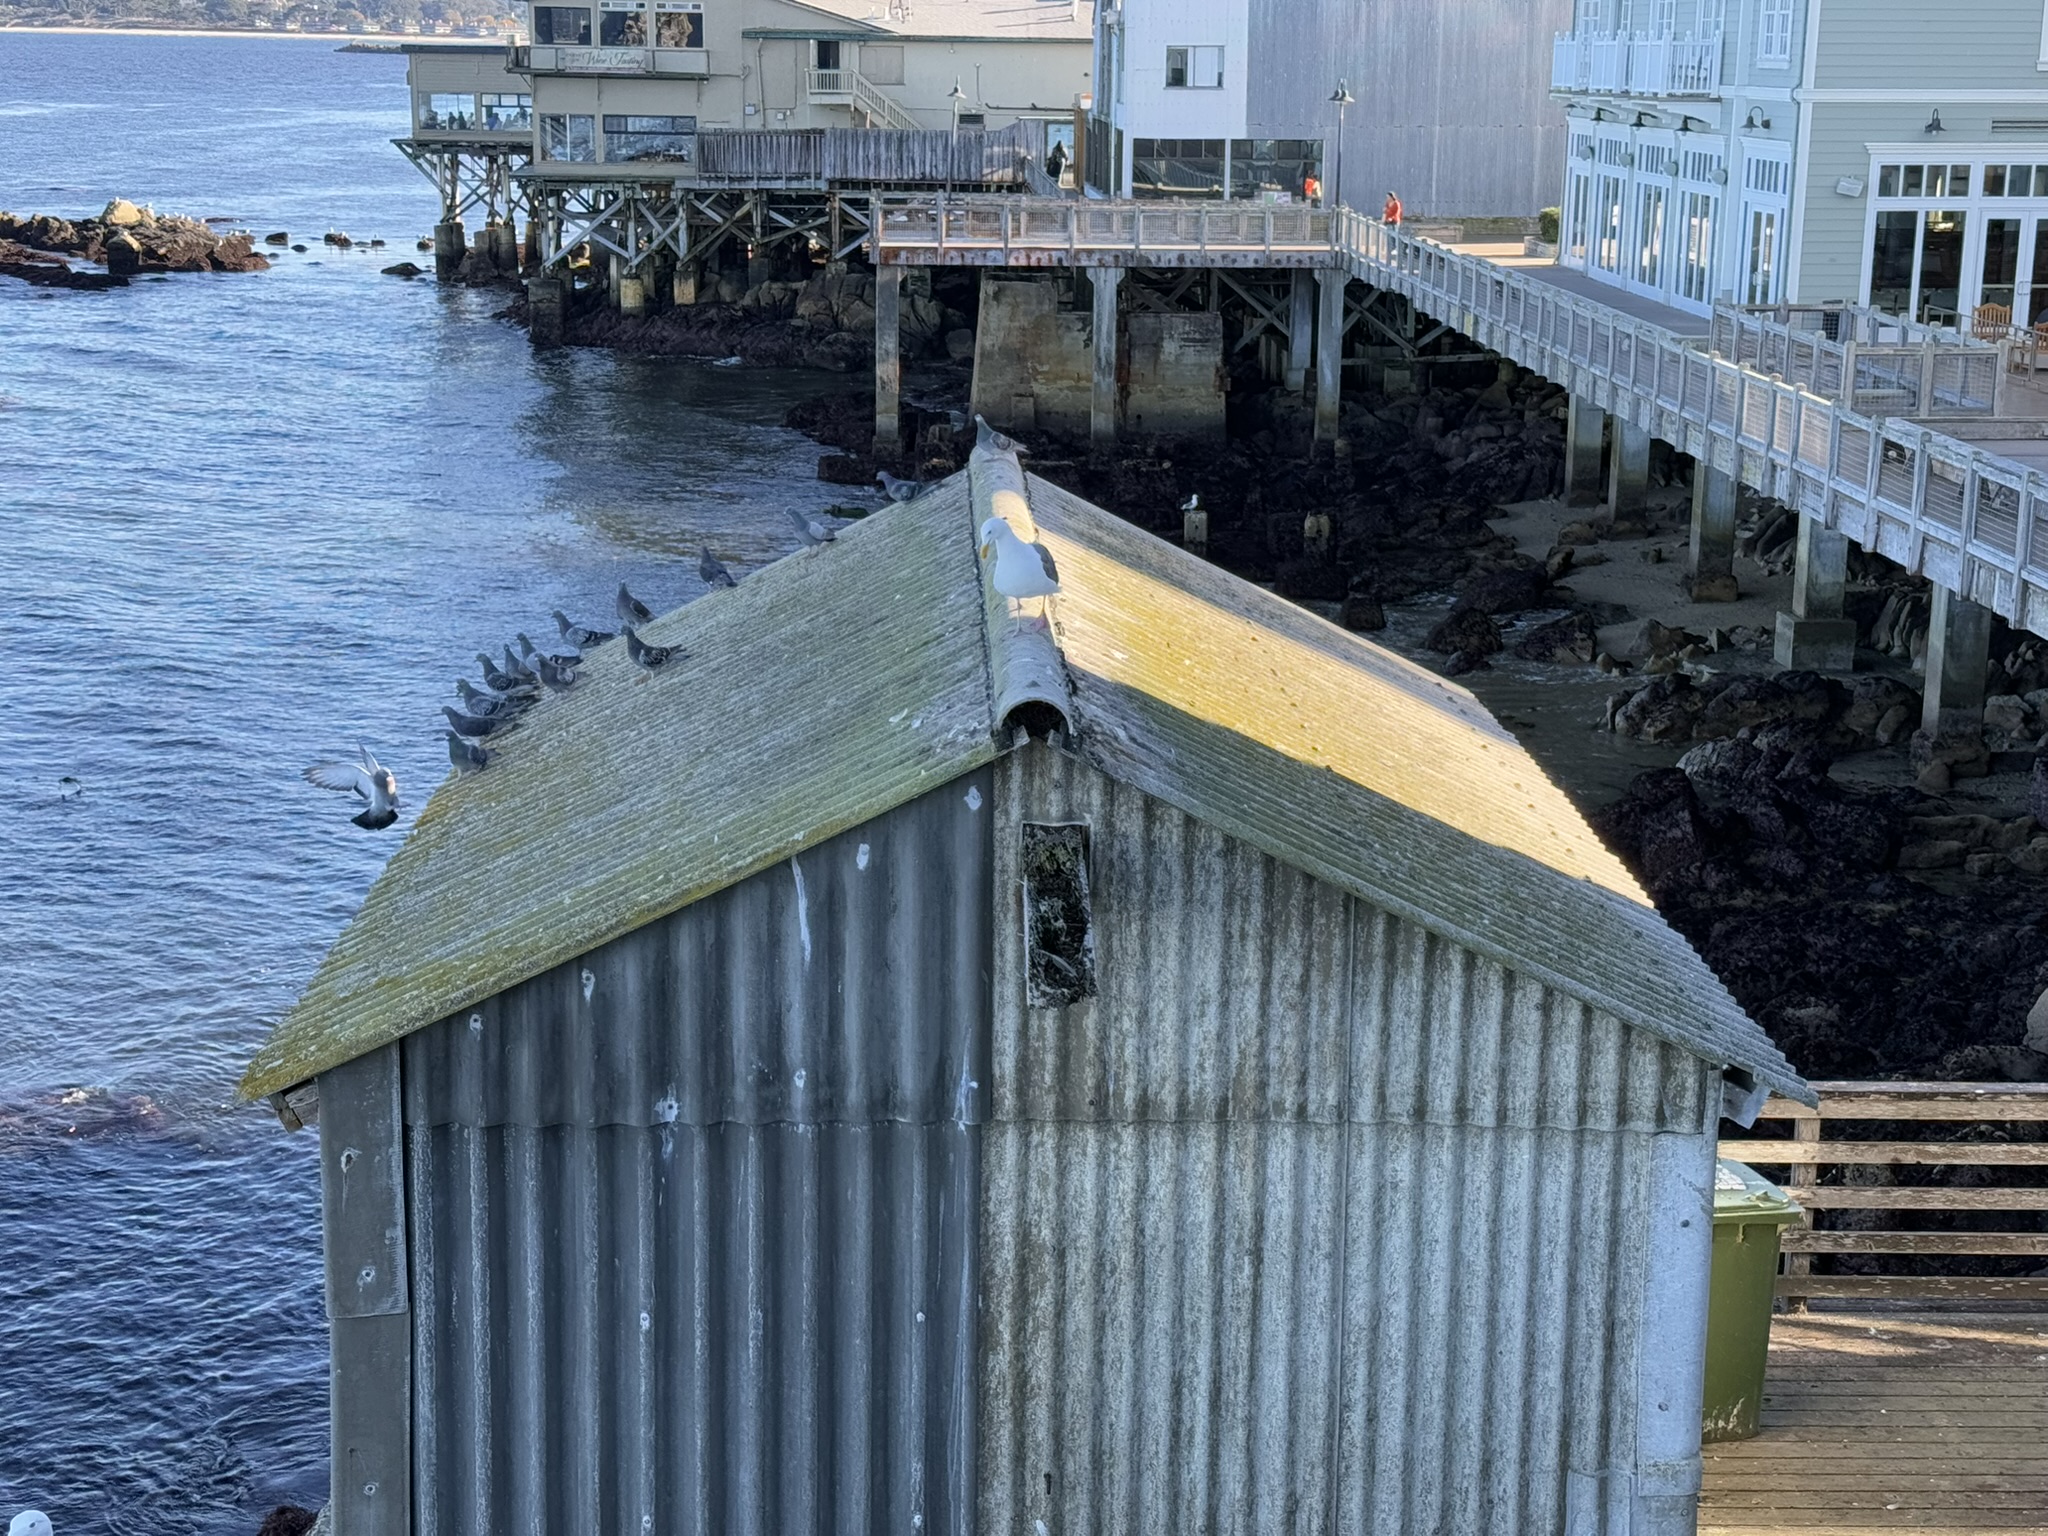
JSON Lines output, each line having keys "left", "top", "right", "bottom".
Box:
{"left": 979, "top": 517, "right": 1061, "bottom": 599}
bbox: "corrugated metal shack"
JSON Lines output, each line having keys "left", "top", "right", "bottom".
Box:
{"left": 244, "top": 445, "right": 1810, "bottom": 1536}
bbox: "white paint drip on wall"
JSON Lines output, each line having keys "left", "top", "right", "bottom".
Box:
{"left": 791, "top": 857, "right": 812, "bottom": 965}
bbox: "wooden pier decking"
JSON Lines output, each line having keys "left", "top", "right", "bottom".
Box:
{"left": 1700, "top": 1308, "right": 2048, "bottom": 1534}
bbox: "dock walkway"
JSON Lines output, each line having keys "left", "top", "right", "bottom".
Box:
{"left": 1700, "top": 1308, "right": 2048, "bottom": 1535}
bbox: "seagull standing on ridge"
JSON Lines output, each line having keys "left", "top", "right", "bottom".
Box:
{"left": 699, "top": 547, "right": 738, "bottom": 588}
{"left": 979, "top": 517, "right": 1061, "bottom": 599}
{"left": 302, "top": 745, "right": 401, "bottom": 830}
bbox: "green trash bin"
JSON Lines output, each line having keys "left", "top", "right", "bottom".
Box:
{"left": 1701, "top": 1158, "right": 1803, "bottom": 1443}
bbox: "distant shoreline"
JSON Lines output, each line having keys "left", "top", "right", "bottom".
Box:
{"left": 0, "top": 23, "right": 514, "bottom": 41}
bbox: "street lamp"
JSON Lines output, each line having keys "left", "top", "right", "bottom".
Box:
{"left": 1327, "top": 79, "right": 1354, "bottom": 213}
{"left": 948, "top": 79, "right": 967, "bottom": 198}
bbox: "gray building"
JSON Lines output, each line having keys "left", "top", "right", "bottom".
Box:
{"left": 245, "top": 447, "right": 1807, "bottom": 1536}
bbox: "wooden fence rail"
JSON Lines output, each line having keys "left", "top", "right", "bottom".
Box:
{"left": 1719, "top": 1081, "right": 2048, "bottom": 1306}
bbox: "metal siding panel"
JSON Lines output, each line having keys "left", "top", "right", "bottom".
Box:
{"left": 402, "top": 779, "right": 989, "bottom": 1536}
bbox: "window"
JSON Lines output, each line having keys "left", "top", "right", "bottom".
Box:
{"left": 532, "top": 4, "right": 590, "bottom": 43}
{"left": 1565, "top": 169, "right": 1592, "bottom": 264}
{"left": 654, "top": 2, "right": 701, "bottom": 47}
{"left": 604, "top": 113, "right": 694, "bottom": 160}
{"left": 1595, "top": 172, "right": 1625, "bottom": 272}
{"left": 814, "top": 39, "right": 841, "bottom": 70}
{"left": 1228, "top": 138, "right": 1322, "bottom": 200}
{"left": 861, "top": 43, "right": 904, "bottom": 84}
{"left": 1678, "top": 189, "right": 1716, "bottom": 304}
{"left": 598, "top": 0, "right": 646, "bottom": 46}
{"left": 1984, "top": 217, "right": 2023, "bottom": 310}
{"left": 418, "top": 92, "right": 477, "bottom": 130}
{"left": 480, "top": 92, "right": 532, "bottom": 130}
{"left": 1744, "top": 207, "right": 1780, "bottom": 303}
{"left": 1869, "top": 209, "right": 1917, "bottom": 315}
{"left": 1757, "top": 0, "right": 1792, "bottom": 64}
{"left": 541, "top": 113, "right": 596, "bottom": 161}
{"left": 1636, "top": 181, "right": 1667, "bottom": 289}
{"left": 1131, "top": 137, "right": 1224, "bottom": 197}
{"left": 1164, "top": 45, "right": 1224, "bottom": 89}
{"left": 1697, "top": 0, "right": 1725, "bottom": 35}
{"left": 1919, "top": 209, "right": 1967, "bottom": 322}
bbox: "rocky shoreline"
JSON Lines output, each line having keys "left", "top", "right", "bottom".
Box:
{"left": 0, "top": 199, "right": 270, "bottom": 288}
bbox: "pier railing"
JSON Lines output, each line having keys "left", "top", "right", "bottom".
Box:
{"left": 697, "top": 122, "right": 1049, "bottom": 187}
{"left": 1721, "top": 1082, "right": 2048, "bottom": 1307}
{"left": 1551, "top": 29, "right": 1724, "bottom": 96}
{"left": 873, "top": 193, "right": 1332, "bottom": 267}
{"left": 1709, "top": 305, "right": 2007, "bottom": 418}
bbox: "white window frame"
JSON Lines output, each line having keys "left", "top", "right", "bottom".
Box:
{"left": 2040, "top": 0, "right": 2048, "bottom": 70}
{"left": 1164, "top": 44, "right": 1225, "bottom": 89}
{"left": 1756, "top": 0, "right": 1793, "bottom": 65}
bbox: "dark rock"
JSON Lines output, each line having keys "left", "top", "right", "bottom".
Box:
{"left": 256, "top": 1508, "right": 317, "bottom": 1536}
{"left": 263, "top": 230, "right": 290, "bottom": 245}
{"left": 1608, "top": 674, "right": 1704, "bottom": 743}
{"left": 1424, "top": 605, "right": 1503, "bottom": 659}
{"left": 1338, "top": 593, "right": 1386, "bottom": 632}
{"left": 816, "top": 452, "right": 873, "bottom": 486}
{"left": 1443, "top": 650, "right": 1493, "bottom": 677}
{"left": 381, "top": 261, "right": 425, "bottom": 278}
{"left": 1513, "top": 609, "right": 1597, "bottom": 664}
{"left": 1555, "top": 520, "right": 1599, "bottom": 546}
{"left": 1457, "top": 560, "right": 1550, "bottom": 615}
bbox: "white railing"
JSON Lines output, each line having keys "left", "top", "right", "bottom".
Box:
{"left": 805, "top": 68, "right": 921, "bottom": 131}
{"left": 873, "top": 194, "right": 1332, "bottom": 266}
{"left": 1710, "top": 306, "right": 2008, "bottom": 419}
{"left": 1551, "top": 30, "right": 1723, "bottom": 97}
{"left": 1330, "top": 208, "right": 2048, "bottom": 639}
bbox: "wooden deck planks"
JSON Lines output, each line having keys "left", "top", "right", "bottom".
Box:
{"left": 1700, "top": 1310, "right": 2048, "bottom": 1535}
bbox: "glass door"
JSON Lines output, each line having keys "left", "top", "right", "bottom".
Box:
{"left": 1918, "top": 210, "right": 1967, "bottom": 324}
{"left": 2026, "top": 219, "right": 2048, "bottom": 328}
{"left": 1982, "top": 217, "right": 2022, "bottom": 320}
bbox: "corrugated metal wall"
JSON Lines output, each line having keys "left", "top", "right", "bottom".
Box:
{"left": 399, "top": 771, "right": 993, "bottom": 1536}
{"left": 981, "top": 744, "right": 1715, "bottom": 1535}
{"left": 1245, "top": 0, "right": 1574, "bottom": 218}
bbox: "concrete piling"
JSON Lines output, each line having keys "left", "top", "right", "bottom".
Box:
{"left": 874, "top": 264, "right": 902, "bottom": 453}
{"left": 1606, "top": 417, "right": 1651, "bottom": 533}
{"left": 1774, "top": 519, "right": 1856, "bottom": 670}
{"left": 1687, "top": 463, "right": 1739, "bottom": 602}
{"left": 490, "top": 222, "right": 519, "bottom": 275}
{"left": 1920, "top": 585, "right": 1993, "bottom": 772}
{"left": 1314, "top": 269, "right": 1345, "bottom": 446}
{"left": 1090, "top": 269, "right": 1122, "bottom": 452}
{"left": 1183, "top": 506, "right": 1209, "bottom": 556}
{"left": 672, "top": 260, "right": 701, "bottom": 308}
{"left": 527, "top": 276, "right": 566, "bottom": 349}
{"left": 618, "top": 272, "right": 647, "bottom": 316}
{"left": 1286, "top": 270, "right": 1314, "bottom": 395}
{"left": 432, "top": 218, "right": 466, "bottom": 282}
{"left": 1565, "top": 395, "right": 1606, "bottom": 508}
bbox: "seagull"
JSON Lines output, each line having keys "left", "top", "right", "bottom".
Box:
{"left": 446, "top": 731, "right": 490, "bottom": 774}
{"left": 617, "top": 582, "right": 654, "bottom": 625}
{"left": 699, "top": 547, "right": 738, "bottom": 588}
{"left": 442, "top": 703, "right": 514, "bottom": 738}
{"left": 455, "top": 679, "right": 531, "bottom": 717}
{"left": 302, "top": 745, "right": 400, "bottom": 830}
{"left": 979, "top": 517, "right": 1061, "bottom": 599}
{"left": 787, "top": 507, "right": 837, "bottom": 546}
{"left": 1180, "top": 493, "right": 1201, "bottom": 514}
{"left": 476, "top": 651, "right": 523, "bottom": 692}
{"left": 625, "top": 625, "right": 679, "bottom": 670}
{"left": 553, "top": 610, "right": 615, "bottom": 648}
{"left": 11, "top": 1512, "right": 53, "bottom": 1536}
{"left": 876, "top": 470, "right": 925, "bottom": 503}
{"left": 975, "top": 414, "right": 1029, "bottom": 455}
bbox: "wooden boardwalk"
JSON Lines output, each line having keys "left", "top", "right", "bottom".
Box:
{"left": 1700, "top": 1309, "right": 2048, "bottom": 1534}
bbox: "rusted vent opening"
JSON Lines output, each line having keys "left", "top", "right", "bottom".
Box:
{"left": 1021, "top": 821, "right": 1097, "bottom": 1008}
{"left": 1002, "top": 699, "right": 1070, "bottom": 741}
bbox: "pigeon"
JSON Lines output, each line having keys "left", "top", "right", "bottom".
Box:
{"left": 455, "top": 679, "right": 531, "bottom": 717}
{"left": 975, "top": 414, "right": 1029, "bottom": 455}
{"left": 876, "top": 470, "right": 925, "bottom": 503}
{"left": 518, "top": 632, "right": 580, "bottom": 668}
{"left": 616, "top": 582, "right": 654, "bottom": 625}
{"left": 625, "top": 625, "right": 679, "bottom": 670}
{"left": 10, "top": 1513, "right": 53, "bottom": 1536}
{"left": 699, "top": 547, "right": 738, "bottom": 588}
{"left": 554, "top": 610, "right": 615, "bottom": 648}
{"left": 303, "top": 745, "right": 401, "bottom": 830}
{"left": 533, "top": 652, "right": 578, "bottom": 692}
{"left": 446, "top": 731, "right": 490, "bottom": 774}
{"left": 979, "top": 517, "right": 1061, "bottom": 599}
{"left": 476, "top": 651, "right": 523, "bottom": 692}
{"left": 442, "top": 703, "right": 514, "bottom": 738}
{"left": 787, "top": 507, "right": 837, "bottom": 546}
{"left": 502, "top": 645, "right": 538, "bottom": 684}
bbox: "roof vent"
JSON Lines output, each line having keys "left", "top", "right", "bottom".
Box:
{"left": 1993, "top": 119, "right": 2048, "bottom": 134}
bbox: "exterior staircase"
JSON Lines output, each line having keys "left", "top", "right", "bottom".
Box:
{"left": 805, "top": 68, "right": 922, "bottom": 131}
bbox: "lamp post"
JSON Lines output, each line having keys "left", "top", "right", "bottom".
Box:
{"left": 1328, "top": 79, "right": 1354, "bottom": 214}
{"left": 948, "top": 79, "right": 966, "bottom": 199}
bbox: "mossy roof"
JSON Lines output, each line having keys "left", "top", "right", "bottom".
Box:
{"left": 240, "top": 455, "right": 1807, "bottom": 1105}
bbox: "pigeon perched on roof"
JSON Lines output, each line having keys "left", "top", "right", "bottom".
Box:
{"left": 454, "top": 679, "right": 531, "bottom": 717}
{"left": 617, "top": 583, "right": 654, "bottom": 625}
{"left": 446, "top": 731, "right": 490, "bottom": 774}
{"left": 501, "top": 645, "right": 537, "bottom": 685}
{"left": 553, "top": 610, "right": 615, "bottom": 648}
{"left": 876, "top": 470, "right": 925, "bottom": 503}
{"left": 625, "top": 625, "right": 679, "bottom": 670}
{"left": 303, "top": 745, "right": 401, "bottom": 830}
{"left": 476, "top": 652, "right": 523, "bottom": 693}
{"left": 975, "top": 414, "right": 1029, "bottom": 455}
{"left": 532, "top": 652, "right": 578, "bottom": 692}
{"left": 699, "top": 547, "right": 738, "bottom": 588}
{"left": 979, "top": 517, "right": 1061, "bottom": 599}
{"left": 10, "top": 1512, "right": 53, "bottom": 1536}
{"left": 442, "top": 703, "right": 514, "bottom": 738}
{"left": 786, "top": 507, "right": 837, "bottom": 546}
{"left": 518, "top": 634, "right": 580, "bottom": 676}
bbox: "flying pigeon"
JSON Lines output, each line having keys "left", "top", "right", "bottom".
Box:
{"left": 446, "top": 731, "right": 490, "bottom": 774}
{"left": 625, "top": 625, "right": 679, "bottom": 670}
{"left": 303, "top": 745, "right": 400, "bottom": 830}
{"left": 617, "top": 582, "right": 654, "bottom": 625}
{"left": 979, "top": 517, "right": 1061, "bottom": 599}
{"left": 554, "top": 610, "right": 615, "bottom": 648}
{"left": 455, "top": 679, "right": 531, "bottom": 717}
{"left": 476, "top": 651, "right": 523, "bottom": 692}
{"left": 442, "top": 703, "right": 514, "bottom": 738}
{"left": 699, "top": 547, "right": 738, "bottom": 588}
{"left": 787, "top": 507, "right": 837, "bottom": 546}
{"left": 876, "top": 470, "right": 925, "bottom": 503}
{"left": 975, "top": 414, "right": 1029, "bottom": 455}
{"left": 10, "top": 1512, "right": 53, "bottom": 1536}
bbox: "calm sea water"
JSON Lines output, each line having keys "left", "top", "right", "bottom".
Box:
{"left": 0, "top": 33, "right": 841, "bottom": 1534}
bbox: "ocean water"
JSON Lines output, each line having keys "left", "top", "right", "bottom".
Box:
{"left": 0, "top": 33, "right": 841, "bottom": 1534}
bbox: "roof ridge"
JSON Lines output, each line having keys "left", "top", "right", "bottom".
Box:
{"left": 969, "top": 443, "right": 1075, "bottom": 742}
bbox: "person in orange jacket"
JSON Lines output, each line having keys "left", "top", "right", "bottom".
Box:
{"left": 1303, "top": 172, "right": 1323, "bottom": 206}
{"left": 1383, "top": 190, "right": 1403, "bottom": 227}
